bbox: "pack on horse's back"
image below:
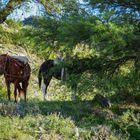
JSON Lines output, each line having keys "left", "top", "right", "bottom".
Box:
{"left": 12, "top": 55, "right": 29, "bottom": 64}
{"left": 0, "top": 54, "right": 31, "bottom": 102}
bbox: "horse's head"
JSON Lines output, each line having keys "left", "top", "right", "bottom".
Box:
{"left": 0, "top": 54, "right": 8, "bottom": 75}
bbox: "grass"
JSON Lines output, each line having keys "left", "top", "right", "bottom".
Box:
{"left": 0, "top": 92, "right": 139, "bottom": 140}
{"left": 0, "top": 53, "right": 139, "bottom": 139}
{"left": 0, "top": 21, "right": 139, "bottom": 140}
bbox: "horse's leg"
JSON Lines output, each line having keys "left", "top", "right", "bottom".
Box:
{"left": 22, "top": 80, "right": 29, "bottom": 102}
{"left": 14, "top": 82, "right": 18, "bottom": 103}
{"left": 6, "top": 81, "right": 11, "bottom": 101}
{"left": 42, "top": 77, "right": 51, "bottom": 101}
{"left": 17, "top": 83, "right": 22, "bottom": 102}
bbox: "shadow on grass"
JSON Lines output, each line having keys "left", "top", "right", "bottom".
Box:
{"left": 0, "top": 98, "right": 140, "bottom": 140}
{"left": 0, "top": 98, "right": 94, "bottom": 119}
{"left": 0, "top": 98, "right": 117, "bottom": 126}
{"left": 19, "top": 99, "right": 94, "bottom": 120}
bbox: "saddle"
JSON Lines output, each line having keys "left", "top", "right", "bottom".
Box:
{"left": 12, "top": 55, "right": 29, "bottom": 64}
{"left": 4, "top": 55, "right": 30, "bottom": 77}
{"left": 7, "top": 55, "right": 29, "bottom": 69}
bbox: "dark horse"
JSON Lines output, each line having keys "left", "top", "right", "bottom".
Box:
{"left": 0, "top": 54, "right": 31, "bottom": 102}
{"left": 38, "top": 58, "right": 89, "bottom": 100}
{"left": 38, "top": 59, "right": 66, "bottom": 100}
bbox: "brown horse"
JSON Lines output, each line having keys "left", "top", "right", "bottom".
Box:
{"left": 0, "top": 54, "right": 31, "bottom": 102}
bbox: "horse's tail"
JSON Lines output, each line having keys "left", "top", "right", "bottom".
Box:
{"left": 38, "top": 68, "right": 42, "bottom": 89}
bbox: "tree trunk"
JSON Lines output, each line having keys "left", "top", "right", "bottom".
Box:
{"left": 0, "top": 0, "right": 24, "bottom": 24}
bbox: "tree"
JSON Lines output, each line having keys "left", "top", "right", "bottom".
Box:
{"left": 0, "top": 0, "right": 79, "bottom": 23}
{"left": 0, "top": 0, "right": 24, "bottom": 23}
{"left": 1, "top": 0, "right": 139, "bottom": 76}
{"left": 90, "top": 0, "right": 140, "bottom": 12}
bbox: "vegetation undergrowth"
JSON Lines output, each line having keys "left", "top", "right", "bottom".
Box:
{"left": 0, "top": 13, "right": 140, "bottom": 140}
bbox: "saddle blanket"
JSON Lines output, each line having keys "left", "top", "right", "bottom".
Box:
{"left": 12, "top": 54, "right": 29, "bottom": 64}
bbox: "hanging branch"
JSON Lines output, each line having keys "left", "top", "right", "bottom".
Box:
{"left": 0, "top": 0, "right": 25, "bottom": 23}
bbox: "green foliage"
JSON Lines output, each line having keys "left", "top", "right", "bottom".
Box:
{"left": 1, "top": 98, "right": 139, "bottom": 140}
{"left": 0, "top": 0, "right": 140, "bottom": 139}
{"left": 0, "top": 85, "right": 6, "bottom": 100}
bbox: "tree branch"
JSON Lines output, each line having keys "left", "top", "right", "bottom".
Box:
{"left": 0, "top": 0, "right": 25, "bottom": 23}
